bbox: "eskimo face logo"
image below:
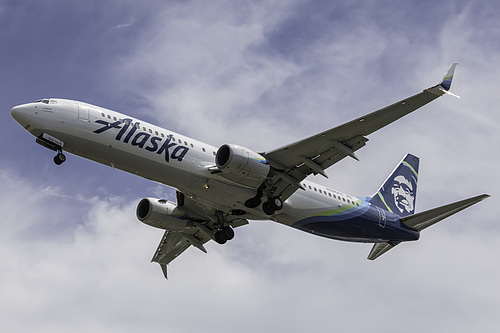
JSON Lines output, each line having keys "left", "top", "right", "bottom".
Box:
{"left": 391, "top": 175, "right": 414, "bottom": 214}
{"left": 93, "top": 118, "right": 189, "bottom": 162}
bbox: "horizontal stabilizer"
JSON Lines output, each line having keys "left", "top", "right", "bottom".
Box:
{"left": 367, "top": 241, "right": 401, "bottom": 260}
{"left": 401, "top": 194, "right": 490, "bottom": 231}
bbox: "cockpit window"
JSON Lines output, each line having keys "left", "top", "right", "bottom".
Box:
{"left": 35, "top": 99, "right": 50, "bottom": 104}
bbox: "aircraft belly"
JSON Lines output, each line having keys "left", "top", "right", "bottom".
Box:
{"left": 40, "top": 130, "right": 258, "bottom": 215}
{"left": 280, "top": 201, "right": 419, "bottom": 243}
{"left": 44, "top": 130, "right": 197, "bottom": 190}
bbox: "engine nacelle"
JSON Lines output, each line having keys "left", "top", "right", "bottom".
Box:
{"left": 136, "top": 198, "right": 191, "bottom": 230}
{"left": 216, "top": 144, "right": 271, "bottom": 180}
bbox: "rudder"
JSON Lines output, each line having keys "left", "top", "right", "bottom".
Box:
{"left": 369, "top": 154, "right": 419, "bottom": 217}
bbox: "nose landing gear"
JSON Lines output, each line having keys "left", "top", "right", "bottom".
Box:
{"left": 53, "top": 151, "right": 66, "bottom": 165}
{"left": 36, "top": 133, "right": 66, "bottom": 165}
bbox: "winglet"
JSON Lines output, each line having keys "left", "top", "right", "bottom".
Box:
{"left": 440, "top": 63, "right": 458, "bottom": 91}
{"left": 436, "top": 63, "right": 460, "bottom": 98}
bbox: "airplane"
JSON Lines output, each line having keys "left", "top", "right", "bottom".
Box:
{"left": 10, "top": 63, "right": 489, "bottom": 278}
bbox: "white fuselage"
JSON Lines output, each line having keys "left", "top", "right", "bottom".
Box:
{"left": 11, "top": 99, "right": 360, "bottom": 226}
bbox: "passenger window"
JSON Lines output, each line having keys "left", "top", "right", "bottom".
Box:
{"left": 178, "top": 139, "right": 182, "bottom": 143}
{"left": 161, "top": 133, "right": 165, "bottom": 138}
{"left": 113, "top": 117, "right": 117, "bottom": 121}
{"left": 190, "top": 143, "right": 194, "bottom": 148}
{"left": 314, "top": 188, "right": 317, "bottom": 192}
{"left": 184, "top": 141, "right": 187, "bottom": 145}
{"left": 328, "top": 193, "right": 332, "bottom": 197}
{"left": 143, "top": 127, "right": 146, "bottom": 131}
{"left": 155, "top": 131, "right": 159, "bottom": 135}
{"left": 202, "top": 148, "right": 206, "bottom": 152}
{"left": 107, "top": 115, "right": 111, "bottom": 119}
{"left": 101, "top": 113, "right": 105, "bottom": 117}
{"left": 149, "top": 129, "right": 152, "bottom": 134}
{"left": 319, "top": 189, "right": 322, "bottom": 194}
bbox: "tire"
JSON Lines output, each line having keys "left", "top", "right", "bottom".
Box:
{"left": 262, "top": 201, "right": 275, "bottom": 215}
{"left": 214, "top": 231, "right": 227, "bottom": 244}
{"left": 221, "top": 226, "right": 234, "bottom": 241}
{"left": 271, "top": 197, "right": 283, "bottom": 211}
{"left": 53, "top": 155, "right": 63, "bottom": 165}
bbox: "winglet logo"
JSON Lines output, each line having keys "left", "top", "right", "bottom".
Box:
{"left": 93, "top": 119, "right": 189, "bottom": 162}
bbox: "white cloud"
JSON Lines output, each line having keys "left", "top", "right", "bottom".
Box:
{"left": 114, "top": 18, "right": 136, "bottom": 30}
{"left": 3, "top": 1, "right": 500, "bottom": 332}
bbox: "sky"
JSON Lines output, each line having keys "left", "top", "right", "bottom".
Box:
{"left": 1, "top": 0, "right": 499, "bottom": 332}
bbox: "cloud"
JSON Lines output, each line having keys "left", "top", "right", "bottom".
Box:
{"left": 113, "top": 18, "right": 136, "bottom": 30}
{"left": 2, "top": 1, "right": 500, "bottom": 332}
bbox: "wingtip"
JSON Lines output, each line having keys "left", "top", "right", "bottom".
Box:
{"left": 439, "top": 62, "right": 458, "bottom": 91}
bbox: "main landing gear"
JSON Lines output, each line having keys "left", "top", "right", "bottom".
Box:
{"left": 244, "top": 189, "right": 283, "bottom": 216}
{"left": 213, "top": 211, "right": 236, "bottom": 245}
{"left": 214, "top": 226, "right": 235, "bottom": 244}
{"left": 262, "top": 197, "right": 283, "bottom": 215}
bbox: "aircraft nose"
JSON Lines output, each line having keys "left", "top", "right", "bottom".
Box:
{"left": 10, "top": 103, "right": 32, "bottom": 126}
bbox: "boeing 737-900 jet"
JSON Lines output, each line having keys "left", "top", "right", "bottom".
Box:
{"left": 10, "top": 64, "right": 489, "bottom": 278}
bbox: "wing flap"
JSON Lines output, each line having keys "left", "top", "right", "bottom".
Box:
{"left": 400, "top": 194, "right": 490, "bottom": 231}
{"left": 265, "top": 87, "right": 443, "bottom": 170}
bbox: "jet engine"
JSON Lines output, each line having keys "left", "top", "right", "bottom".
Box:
{"left": 136, "top": 198, "right": 191, "bottom": 230}
{"left": 216, "top": 144, "right": 271, "bottom": 179}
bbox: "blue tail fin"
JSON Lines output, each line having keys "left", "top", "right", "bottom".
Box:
{"left": 369, "top": 154, "right": 419, "bottom": 217}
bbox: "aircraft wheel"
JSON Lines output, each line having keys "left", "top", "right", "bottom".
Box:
{"left": 221, "top": 226, "right": 234, "bottom": 241}
{"left": 270, "top": 197, "right": 283, "bottom": 211}
{"left": 214, "top": 230, "right": 227, "bottom": 244}
{"left": 262, "top": 201, "right": 275, "bottom": 215}
{"left": 54, "top": 153, "right": 66, "bottom": 165}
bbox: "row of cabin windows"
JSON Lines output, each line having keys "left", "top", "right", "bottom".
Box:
{"left": 304, "top": 184, "right": 359, "bottom": 206}
{"left": 100, "top": 112, "right": 217, "bottom": 155}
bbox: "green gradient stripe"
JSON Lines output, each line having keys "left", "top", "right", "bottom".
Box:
{"left": 376, "top": 191, "right": 393, "bottom": 213}
{"left": 402, "top": 160, "right": 418, "bottom": 178}
{"left": 312, "top": 199, "right": 362, "bottom": 217}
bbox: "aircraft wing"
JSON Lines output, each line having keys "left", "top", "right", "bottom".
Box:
{"left": 264, "top": 63, "right": 458, "bottom": 201}
{"left": 151, "top": 193, "right": 249, "bottom": 279}
{"left": 151, "top": 228, "right": 210, "bottom": 279}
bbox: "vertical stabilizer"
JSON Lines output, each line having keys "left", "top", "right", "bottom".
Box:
{"left": 369, "top": 154, "right": 419, "bottom": 217}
